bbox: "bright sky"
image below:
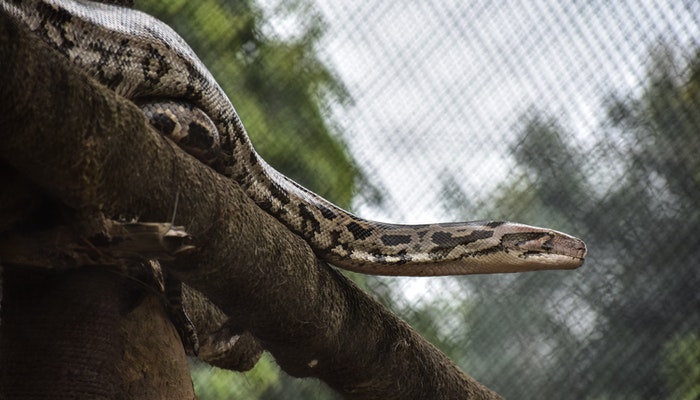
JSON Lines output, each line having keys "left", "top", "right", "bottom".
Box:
{"left": 286, "top": 0, "right": 700, "bottom": 223}
{"left": 257, "top": 0, "right": 699, "bottom": 313}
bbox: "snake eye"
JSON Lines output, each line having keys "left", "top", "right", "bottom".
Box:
{"left": 501, "top": 232, "right": 552, "bottom": 252}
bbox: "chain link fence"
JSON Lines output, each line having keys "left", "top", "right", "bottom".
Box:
{"left": 142, "top": 1, "right": 700, "bottom": 398}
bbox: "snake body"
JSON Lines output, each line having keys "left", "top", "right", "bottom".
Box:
{"left": 3, "top": 0, "right": 586, "bottom": 276}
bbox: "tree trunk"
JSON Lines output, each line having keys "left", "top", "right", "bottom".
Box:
{"left": 0, "top": 8, "right": 501, "bottom": 400}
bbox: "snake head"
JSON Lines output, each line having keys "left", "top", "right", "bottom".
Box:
{"left": 498, "top": 225, "right": 587, "bottom": 270}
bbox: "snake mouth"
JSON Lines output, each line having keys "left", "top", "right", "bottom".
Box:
{"left": 573, "top": 242, "right": 587, "bottom": 260}
{"left": 543, "top": 231, "right": 587, "bottom": 260}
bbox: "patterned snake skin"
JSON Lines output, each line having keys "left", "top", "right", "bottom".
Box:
{"left": 2, "top": 0, "right": 586, "bottom": 276}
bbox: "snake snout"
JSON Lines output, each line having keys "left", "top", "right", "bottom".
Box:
{"left": 547, "top": 231, "right": 587, "bottom": 261}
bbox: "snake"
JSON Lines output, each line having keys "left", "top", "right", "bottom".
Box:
{"left": 2, "top": 0, "right": 586, "bottom": 276}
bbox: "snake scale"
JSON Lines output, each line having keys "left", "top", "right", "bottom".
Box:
{"left": 3, "top": 0, "right": 586, "bottom": 276}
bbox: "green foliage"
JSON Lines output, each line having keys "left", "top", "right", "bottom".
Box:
{"left": 661, "top": 333, "right": 700, "bottom": 400}
{"left": 190, "top": 355, "right": 339, "bottom": 400}
{"left": 434, "top": 45, "right": 700, "bottom": 399}
{"left": 138, "top": 0, "right": 357, "bottom": 207}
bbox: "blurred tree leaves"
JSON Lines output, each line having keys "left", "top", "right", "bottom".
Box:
{"left": 139, "top": 0, "right": 357, "bottom": 208}
{"left": 661, "top": 333, "right": 700, "bottom": 400}
{"left": 436, "top": 45, "right": 700, "bottom": 399}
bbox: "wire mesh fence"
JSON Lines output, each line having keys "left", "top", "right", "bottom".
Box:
{"left": 140, "top": 0, "right": 700, "bottom": 398}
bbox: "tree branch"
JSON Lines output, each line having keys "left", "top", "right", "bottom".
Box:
{"left": 0, "top": 10, "right": 501, "bottom": 400}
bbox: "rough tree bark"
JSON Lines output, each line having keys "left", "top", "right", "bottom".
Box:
{"left": 0, "top": 9, "right": 502, "bottom": 400}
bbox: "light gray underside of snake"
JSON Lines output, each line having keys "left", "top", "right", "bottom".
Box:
{"left": 3, "top": 0, "right": 586, "bottom": 276}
